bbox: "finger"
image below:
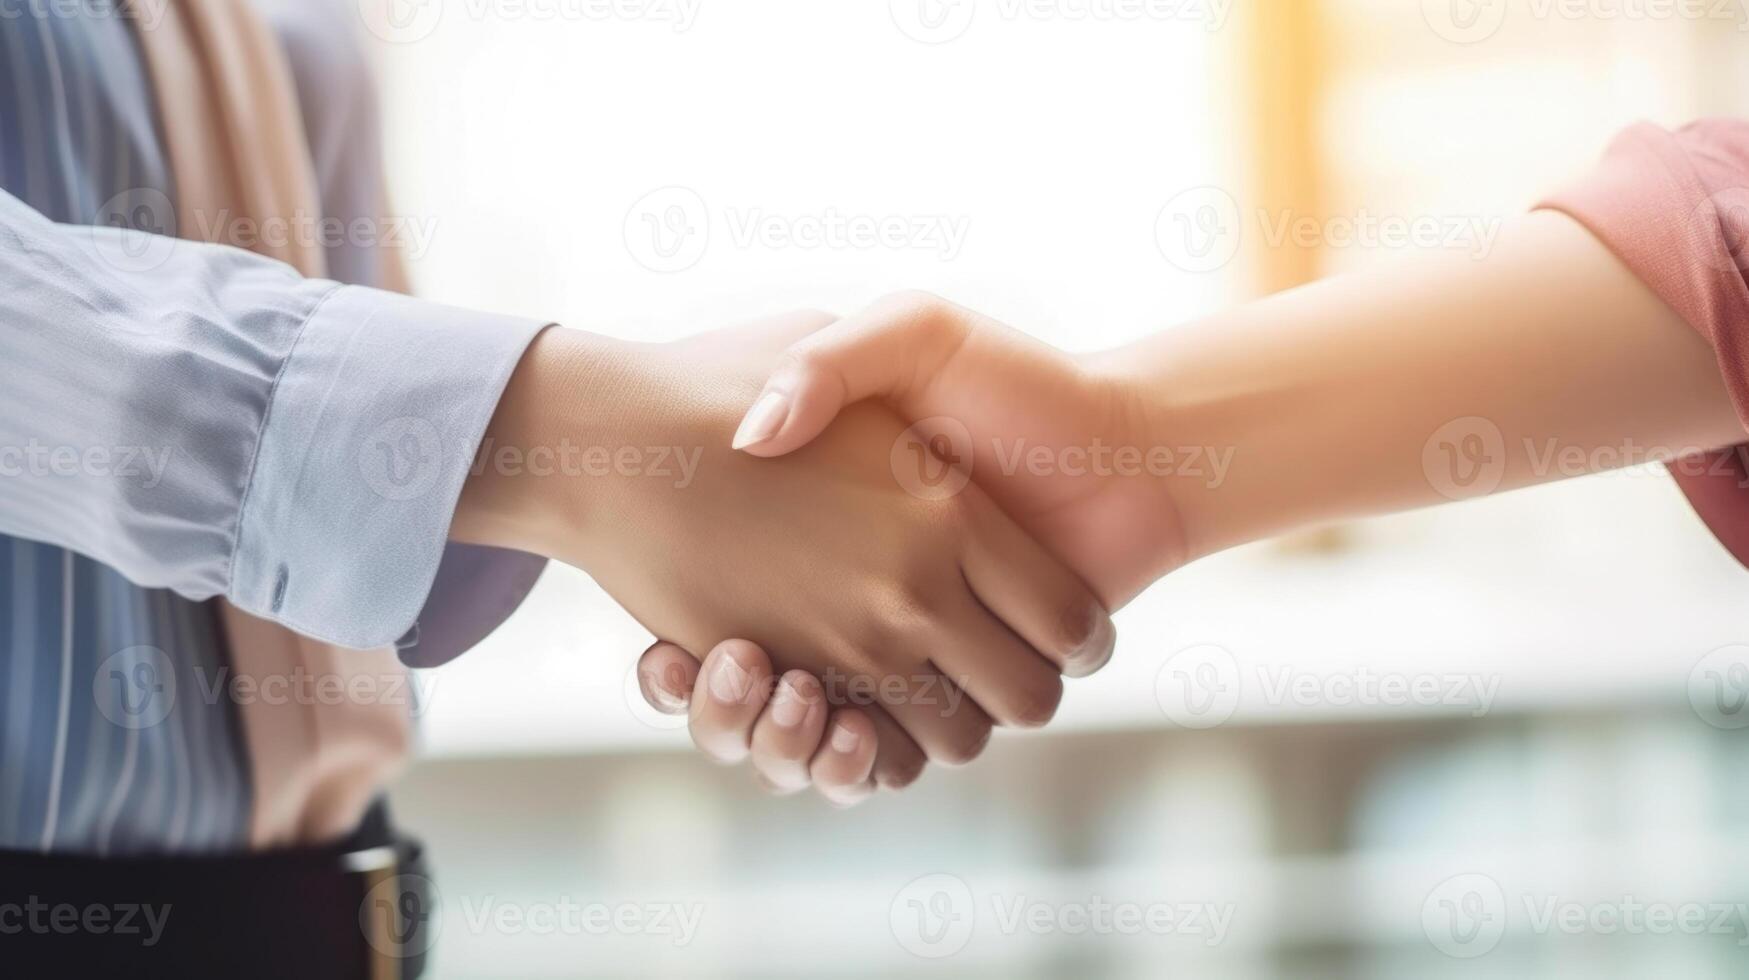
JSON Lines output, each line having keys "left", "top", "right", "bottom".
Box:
{"left": 925, "top": 588, "right": 1066, "bottom": 730}
{"left": 688, "top": 639, "right": 775, "bottom": 764}
{"left": 731, "top": 291, "right": 971, "bottom": 456}
{"left": 637, "top": 641, "right": 700, "bottom": 714}
{"left": 863, "top": 663, "right": 994, "bottom": 768}
{"left": 749, "top": 670, "right": 829, "bottom": 794}
{"left": 862, "top": 705, "right": 928, "bottom": 790}
{"left": 961, "top": 496, "right": 1116, "bottom": 679}
{"left": 809, "top": 707, "right": 878, "bottom": 807}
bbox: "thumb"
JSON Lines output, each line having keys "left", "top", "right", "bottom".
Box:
{"left": 731, "top": 291, "right": 968, "bottom": 457}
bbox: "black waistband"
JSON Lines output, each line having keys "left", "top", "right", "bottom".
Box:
{"left": 0, "top": 802, "right": 433, "bottom": 980}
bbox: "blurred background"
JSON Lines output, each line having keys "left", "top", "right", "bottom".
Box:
{"left": 356, "top": 1, "right": 1749, "bottom": 976}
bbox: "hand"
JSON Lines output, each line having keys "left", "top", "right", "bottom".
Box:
{"left": 726, "top": 291, "right": 1188, "bottom": 609}
{"left": 636, "top": 638, "right": 883, "bottom": 807}
{"left": 629, "top": 296, "right": 1161, "bottom": 802}
{"left": 454, "top": 311, "right": 1116, "bottom": 788}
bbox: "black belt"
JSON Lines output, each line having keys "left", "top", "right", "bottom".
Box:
{"left": 0, "top": 802, "right": 433, "bottom": 979}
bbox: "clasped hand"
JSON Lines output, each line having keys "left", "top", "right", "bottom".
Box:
{"left": 619, "top": 292, "right": 1189, "bottom": 805}
{"left": 454, "top": 298, "right": 1154, "bottom": 806}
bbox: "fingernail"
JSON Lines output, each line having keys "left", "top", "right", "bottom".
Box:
{"left": 639, "top": 668, "right": 688, "bottom": 713}
{"left": 1066, "top": 613, "right": 1118, "bottom": 679}
{"left": 732, "top": 389, "right": 791, "bottom": 450}
{"left": 709, "top": 653, "right": 752, "bottom": 704}
{"left": 829, "top": 722, "right": 861, "bottom": 754}
{"left": 769, "top": 681, "right": 810, "bottom": 728}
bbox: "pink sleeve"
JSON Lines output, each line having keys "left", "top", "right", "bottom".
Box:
{"left": 1537, "top": 119, "right": 1749, "bottom": 567}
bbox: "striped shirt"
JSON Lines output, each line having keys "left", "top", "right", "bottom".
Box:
{"left": 0, "top": 0, "right": 249, "bottom": 856}
{"left": 0, "top": 0, "right": 548, "bottom": 855}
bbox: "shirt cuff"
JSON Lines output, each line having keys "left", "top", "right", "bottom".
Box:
{"left": 226, "top": 284, "right": 551, "bottom": 649}
{"left": 401, "top": 543, "right": 548, "bottom": 668}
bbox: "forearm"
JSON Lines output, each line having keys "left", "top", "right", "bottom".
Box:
{"left": 1112, "top": 211, "right": 1746, "bottom": 562}
{"left": 451, "top": 327, "right": 600, "bottom": 558}
{"left": 0, "top": 188, "right": 550, "bottom": 649}
{"left": 451, "top": 327, "right": 742, "bottom": 571}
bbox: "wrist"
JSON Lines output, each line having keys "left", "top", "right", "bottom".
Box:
{"left": 1087, "top": 322, "right": 1292, "bottom": 567}
{"left": 452, "top": 327, "right": 653, "bottom": 559}
{"left": 1064, "top": 343, "right": 1202, "bottom": 587}
{"left": 1103, "top": 279, "right": 1470, "bottom": 564}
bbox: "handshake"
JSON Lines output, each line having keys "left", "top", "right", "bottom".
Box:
{"left": 452, "top": 291, "right": 1189, "bottom": 806}
{"left": 450, "top": 212, "right": 1746, "bottom": 807}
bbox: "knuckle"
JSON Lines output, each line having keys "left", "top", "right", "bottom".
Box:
{"left": 855, "top": 618, "right": 908, "bottom": 668}
{"left": 880, "top": 288, "right": 948, "bottom": 321}
{"left": 792, "top": 307, "right": 838, "bottom": 328}
{"left": 862, "top": 590, "right": 938, "bottom": 659}
{"left": 891, "top": 582, "right": 946, "bottom": 630}
{"left": 881, "top": 289, "right": 972, "bottom": 350}
{"left": 774, "top": 344, "right": 831, "bottom": 383}
{"left": 914, "top": 492, "right": 975, "bottom": 542}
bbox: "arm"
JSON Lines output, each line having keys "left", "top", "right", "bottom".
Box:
{"left": 726, "top": 123, "right": 1749, "bottom": 603}
{"left": 1111, "top": 208, "right": 1743, "bottom": 565}
{"left": 258, "top": 0, "right": 549, "bottom": 666}
{"left": 720, "top": 212, "right": 1741, "bottom": 609}
{"left": 0, "top": 187, "right": 546, "bottom": 647}
{"left": 660, "top": 124, "right": 1749, "bottom": 786}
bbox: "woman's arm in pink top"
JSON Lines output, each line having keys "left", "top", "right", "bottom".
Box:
{"left": 721, "top": 123, "right": 1749, "bottom": 594}
{"left": 1539, "top": 120, "right": 1749, "bottom": 564}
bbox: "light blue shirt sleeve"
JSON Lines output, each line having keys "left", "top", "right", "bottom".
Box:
{"left": 257, "top": 0, "right": 553, "bottom": 667}
{"left": 0, "top": 187, "right": 549, "bottom": 650}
